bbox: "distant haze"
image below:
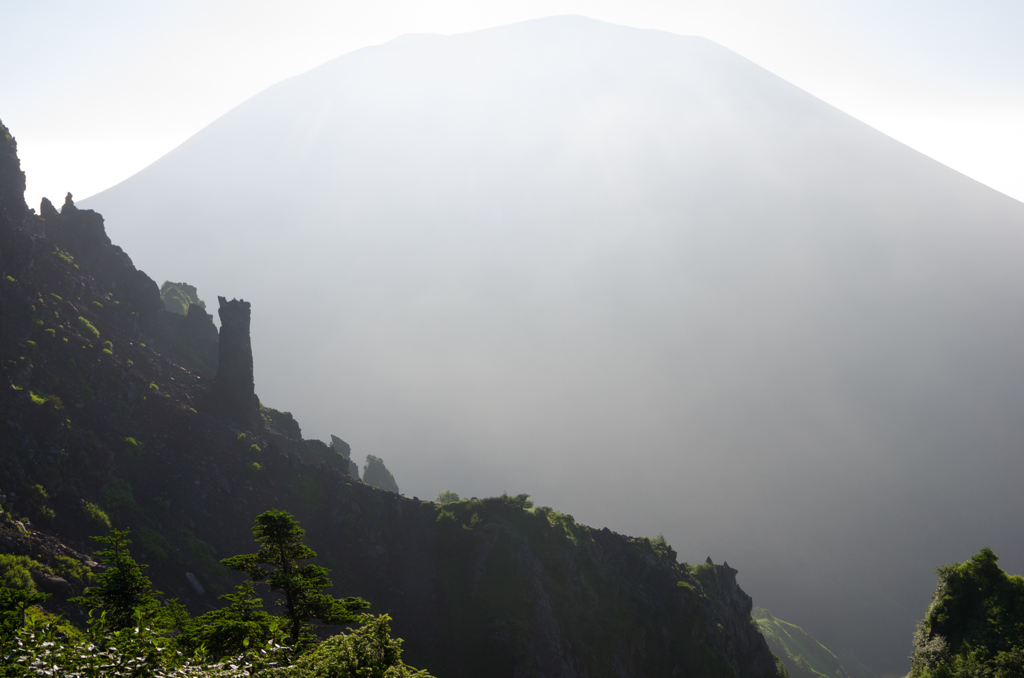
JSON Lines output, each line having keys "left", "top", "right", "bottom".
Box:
{"left": 83, "top": 16, "right": 1024, "bottom": 675}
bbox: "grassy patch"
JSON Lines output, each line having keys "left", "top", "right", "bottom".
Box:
{"left": 123, "top": 436, "right": 144, "bottom": 457}
{"left": 76, "top": 316, "right": 99, "bottom": 341}
{"left": 28, "top": 391, "right": 63, "bottom": 409}
{"left": 82, "top": 501, "right": 112, "bottom": 532}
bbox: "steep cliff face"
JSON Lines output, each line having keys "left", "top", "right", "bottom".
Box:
{"left": 280, "top": 481, "right": 778, "bottom": 678}
{"left": 0, "top": 118, "right": 780, "bottom": 678}
{"left": 159, "top": 301, "right": 219, "bottom": 377}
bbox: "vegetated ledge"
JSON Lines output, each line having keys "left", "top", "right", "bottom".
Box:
{"left": 0, "top": 116, "right": 779, "bottom": 677}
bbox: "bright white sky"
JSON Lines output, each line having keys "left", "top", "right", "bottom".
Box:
{"left": 4, "top": 0, "right": 1024, "bottom": 208}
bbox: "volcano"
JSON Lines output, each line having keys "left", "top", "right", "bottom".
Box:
{"left": 84, "top": 16, "right": 1024, "bottom": 674}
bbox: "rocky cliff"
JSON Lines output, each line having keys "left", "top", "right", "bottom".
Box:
{"left": 0, "top": 117, "right": 780, "bottom": 677}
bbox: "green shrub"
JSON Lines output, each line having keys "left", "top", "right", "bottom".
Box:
{"left": 249, "top": 443, "right": 261, "bottom": 455}
{"left": 434, "top": 490, "right": 460, "bottom": 505}
{"left": 44, "top": 328, "right": 56, "bottom": 338}
{"left": 499, "top": 492, "right": 534, "bottom": 509}
{"left": 76, "top": 316, "right": 99, "bottom": 341}
{"left": 52, "top": 556, "right": 93, "bottom": 584}
{"left": 28, "top": 391, "right": 63, "bottom": 409}
{"left": 159, "top": 281, "right": 206, "bottom": 316}
{"left": 0, "top": 554, "right": 45, "bottom": 591}
{"left": 135, "top": 527, "right": 169, "bottom": 562}
{"left": 36, "top": 506, "right": 56, "bottom": 524}
{"left": 262, "top": 614, "right": 434, "bottom": 677}
{"left": 82, "top": 501, "right": 111, "bottom": 532}
{"left": 101, "top": 478, "right": 139, "bottom": 516}
{"left": 177, "top": 581, "right": 284, "bottom": 659}
{"left": 25, "top": 484, "right": 55, "bottom": 525}
{"left": 908, "top": 548, "right": 1024, "bottom": 678}
{"left": 123, "top": 436, "right": 144, "bottom": 456}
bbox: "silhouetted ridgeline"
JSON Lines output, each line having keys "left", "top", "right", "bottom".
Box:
{"left": 0, "top": 118, "right": 779, "bottom": 677}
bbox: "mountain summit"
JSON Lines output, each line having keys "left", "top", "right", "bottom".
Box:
{"left": 84, "top": 16, "right": 1024, "bottom": 674}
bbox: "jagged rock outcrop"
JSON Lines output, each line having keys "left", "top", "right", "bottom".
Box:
{"left": 38, "top": 192, "right": 164, "bottom": 333}
{"left": 0, "top": 120, "right": 26, "bottom": 245}
{"left": 51, "top": 192, "right": 112, "bottom": 248}
{"left": 260, "top": 403, "right": 302, "bottom": 439}
{"left": 330, "top": 434, "right": 360, "bottom": 480}
{"left": 363, "top": 454, "right": 399, "bottom": 493}
{"left": 159, "top": 302, "right": 218, "bottom": 377}
{"left": 696, "top": 560, "right": 781, "bottom": 678}
{"left": 207, "top": 296, "right": 259, "bottom": 429}
{"left": 0, "top": 119, "right": 28, "bottom": 377}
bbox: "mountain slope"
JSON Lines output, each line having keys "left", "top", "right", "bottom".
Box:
{"left": 753, "top": 608, "right": 863, "bottom": 678}
{"left": 83, "top": 16, "right": 1024, "bottom": 674}
{"left": 0, "top": 117, "right": 778, "bottom": 677}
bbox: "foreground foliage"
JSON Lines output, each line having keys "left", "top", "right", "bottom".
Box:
{"left": 263, "top": 614, "right": 433, "bottom": 678}
{"left": 0, "top": 511, "right": 432, "bottom": 677}
{"left": 906, "top": 547, "right": 1024, "bottom": 678}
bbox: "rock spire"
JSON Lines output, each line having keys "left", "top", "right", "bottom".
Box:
{"left": 209, "top": 296, "right": 258, "bottom": 428}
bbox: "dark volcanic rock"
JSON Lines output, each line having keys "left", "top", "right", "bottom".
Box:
{"left": 207, "top": 296, "right": 258, "bottom": 429}
{"left": 159, "top": 303, "right": 219, "bottom": 377}
{"left": 31, "top": 570, "right": 72, "bottom": 595}
{"left": 363, "top": 454, "right": 399, "bottom": 494}
{"left": 36, "top": 193, "right": 165, "bottom": 333}
{"left": 56, "top": 192, "right": 111, "bottom": 248}
{"left": 0, "top": 119, "right": 26, "bottom": 376}
{"left": 0, "top": 120, "right": 26, "bottom": 242}
{"left": 331, "top": 434, "right": 360, "bottom": 480}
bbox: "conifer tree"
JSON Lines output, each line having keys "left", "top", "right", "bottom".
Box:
{"left": 178, "top": 581, "right": 283, "bottom": 658}
{"left": 223, "top": 509, "right": 369, "bottom": 649}
{"left": 70, "top": 528, "right": 163, "bottom": 631}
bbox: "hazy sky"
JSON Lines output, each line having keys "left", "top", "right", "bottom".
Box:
{"left": 3, "top": 0, "right": 1024, "bottom": 209}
